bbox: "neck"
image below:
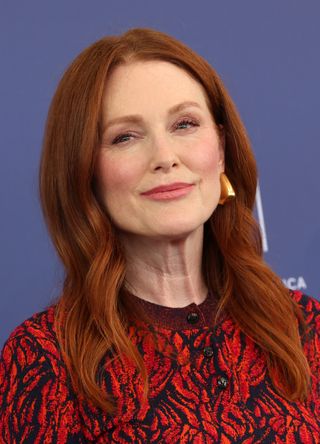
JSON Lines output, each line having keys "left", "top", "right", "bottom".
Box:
{"left": 119, "top": 225, "right": 207, "bottom": 308}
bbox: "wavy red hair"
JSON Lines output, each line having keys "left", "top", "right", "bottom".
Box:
{"left": 39, "top": 28, "right": 310, "bottom": 413}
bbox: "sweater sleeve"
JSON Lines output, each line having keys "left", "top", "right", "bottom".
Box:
{"left": 303, "top": 294, "right": 320, "bottom": 415}
{"left": 0, "top": 332, "right": 85, "bottom": 444}
{"left": 292, "top": 291, "right": 320, "bottom": 414}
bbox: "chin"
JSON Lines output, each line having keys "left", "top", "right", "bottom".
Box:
{"left": 147, "top": 220, "right": 205, "bottom": 240}
{"left": 118, "top": 209, "right": 215, "bottom": 239}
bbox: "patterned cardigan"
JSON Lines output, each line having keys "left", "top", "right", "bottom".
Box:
{"left": 0, "top": 290, "right": 319, "bottom": 443}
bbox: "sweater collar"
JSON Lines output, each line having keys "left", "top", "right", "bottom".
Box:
{"left": 125, "top": 290, "right": 219, "bottom": 330}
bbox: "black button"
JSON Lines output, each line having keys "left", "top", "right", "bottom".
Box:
{"left": 203, "top": 346, "right": 214, "bottom": 358}
{"left": 187, "top": 312, "right": 199, "bottom": 324}
{"left": 217, "top": 376, "right": 229, "bottom": 389}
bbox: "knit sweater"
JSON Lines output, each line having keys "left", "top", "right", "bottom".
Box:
{"left": 0, "top": 290, "right": 319, "bottom": 443}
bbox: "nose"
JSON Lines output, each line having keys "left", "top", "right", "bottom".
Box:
{"left": 149, "top": 134, "right": 180, "bottom": 173}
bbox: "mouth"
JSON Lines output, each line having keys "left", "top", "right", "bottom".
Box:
{"left": 141, "top": 182, "right": 193, "bottom": 195}
{"left": 141, "top": 183, "right": 195, "bottom": 201}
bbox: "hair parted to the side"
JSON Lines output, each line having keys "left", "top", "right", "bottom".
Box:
{"left": 39, "top": 27, "right": 310, "bottom": 413}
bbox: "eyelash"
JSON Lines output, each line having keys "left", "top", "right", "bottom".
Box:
{"left": 111, "top": 118, "right": 199, "bottom": 145}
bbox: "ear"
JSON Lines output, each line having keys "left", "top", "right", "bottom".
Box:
{"left": 217, "top": 124, "right": 225, "bottom": 172}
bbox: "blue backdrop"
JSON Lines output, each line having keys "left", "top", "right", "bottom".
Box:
{"left": 1, "top": 1, "right": 319, "bottom": 347}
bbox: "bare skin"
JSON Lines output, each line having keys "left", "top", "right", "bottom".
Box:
{"left": 120, "top": 225, "right": 208, "bottom": 308}
{"left": 97, "top": 61, "right": 224, "bottom": 308}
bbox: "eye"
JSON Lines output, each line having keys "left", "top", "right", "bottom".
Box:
{"left": 111, "top": 132, "right": 135, "bottom": 145}
{"left": 174, "top": 118, "right": 199, "bottom": 130}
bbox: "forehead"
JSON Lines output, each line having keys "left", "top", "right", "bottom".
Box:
{"left": 102, "top": 60, "right": 211, "bottom": 118}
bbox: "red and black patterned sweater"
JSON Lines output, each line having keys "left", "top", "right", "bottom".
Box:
{"left": 0, "top": 290, "right": 319, "bottom": 443}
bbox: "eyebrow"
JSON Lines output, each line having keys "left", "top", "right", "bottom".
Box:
{"left": 103, "top": 101, "right": 202, "bottom": 130}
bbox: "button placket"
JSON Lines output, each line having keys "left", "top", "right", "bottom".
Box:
{"left": 203, "top": 346, "right": 214, "bottom": 358}
{"left": 186, "top": 311, "right": 199, "bottom": 324}
{"left": 201, "top": 340, "right": 230, "bottom": 391}
{"left": 217, "top": 375, "right": 229, "bottom": 389}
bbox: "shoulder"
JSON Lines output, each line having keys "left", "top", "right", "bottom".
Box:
{"left": 290, "top": 289, "right": 320, "bottom": 309}
{"left": 1, "top": 305, "right": 61, "bottom": 374}
{"left": 5, "top": 304, "right": 57, "bottom": 340}
{"left": 0, "top": 306, "right": 86, "bottom": 442}
{"left": 4, "top": 305, "right": 57, "bottom": 351}
{"left": 289, "top": 290, "right": 320, "bottom": 330}
{"left": 289, "top": 290, "right": 320, "bottom": 365}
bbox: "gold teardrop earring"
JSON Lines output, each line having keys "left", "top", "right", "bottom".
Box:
{"left": 218, "top": 173, "right": 235, "bottom": 205}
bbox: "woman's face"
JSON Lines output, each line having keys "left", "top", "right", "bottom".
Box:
{"left": 96, "top": 60, "right": 224, "bottom": 239}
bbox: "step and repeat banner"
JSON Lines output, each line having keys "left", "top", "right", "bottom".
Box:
{"left": 1, "top": 1, "right": 319, "bottom": 347}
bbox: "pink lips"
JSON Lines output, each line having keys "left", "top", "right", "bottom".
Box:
{"left": 141, "top": 182, "right": 194, "bottom": 200}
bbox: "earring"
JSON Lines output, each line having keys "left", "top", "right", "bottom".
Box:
{"left": 219, "top": 173, "right": 235, "bottom": 205}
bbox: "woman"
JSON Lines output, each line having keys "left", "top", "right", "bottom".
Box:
{"left": 0, "top": 28, "right": 319, "bottom": 443}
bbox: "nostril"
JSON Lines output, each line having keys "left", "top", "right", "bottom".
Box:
{"left": 153, "top": 161, "right": 178, "bottom": 172}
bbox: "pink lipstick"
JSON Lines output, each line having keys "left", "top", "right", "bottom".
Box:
{"left": 141, "top": 182, "right": 194, "bottom": 201}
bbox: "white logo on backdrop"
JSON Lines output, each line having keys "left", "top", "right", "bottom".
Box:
{"left": 256, "top": 183, "right": 268, "bottom": 253}
{"left": 282, "top": 276, "right": 307, "bottom": 290}
{"left": 256, "top": 183, "right": 307, "bottom": 290}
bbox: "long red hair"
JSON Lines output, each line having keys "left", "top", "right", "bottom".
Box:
{"left": 39, "top": 28, "right": 310, "bottom": 413}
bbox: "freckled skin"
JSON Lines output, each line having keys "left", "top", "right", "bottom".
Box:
{"left": 95, "top": 60, "right": 225, "bottom": 307}
{"left": 96, "top": 61, "right": 225, "bottom": 238}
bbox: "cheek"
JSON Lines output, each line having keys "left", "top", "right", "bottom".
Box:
{"left": 95, "top": 154, "right": 143, "bottom": 198}
{"left": 188, "top": 139, "right": 223, "bottom": 177}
